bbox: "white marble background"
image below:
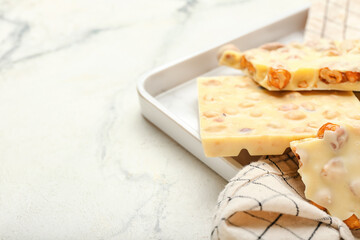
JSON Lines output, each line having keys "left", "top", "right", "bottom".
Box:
{"left": 0, "top": 0, "right": 308, "bottom": 239}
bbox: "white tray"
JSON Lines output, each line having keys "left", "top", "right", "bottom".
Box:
{"left": 137, "top": 5, "right": 309, "bottom": 181}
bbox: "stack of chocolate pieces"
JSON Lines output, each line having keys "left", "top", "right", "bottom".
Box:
{"left": 198, "top": 39, "right": 360, "bottom": 229}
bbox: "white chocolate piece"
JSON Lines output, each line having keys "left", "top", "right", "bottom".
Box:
{"left": 198, "top": 76, "right": 360, "bottom": 157}
{"left": 291, "top": 124, "right": 360, "bottom": 220}
{"left": 219, "top": 39, "right": 360, "bottom": 91}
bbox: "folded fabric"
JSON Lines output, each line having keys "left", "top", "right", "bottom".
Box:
{"left": 211, "top": 150, "right": 356, "bottom": 240}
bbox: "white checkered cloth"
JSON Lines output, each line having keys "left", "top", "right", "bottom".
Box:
{"left": 211, "top": 151, "right": 356, "bottom": 240}
{"left": 305, "top": 0, "right": 360, "bottom": 41}
{"left": 212, "top": 1, "right": 360, "bottom": 239}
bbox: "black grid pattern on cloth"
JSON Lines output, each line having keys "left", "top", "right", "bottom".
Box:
{"left": 305, "top": 0, "right": 360, "bottom": 40}
{"left": 210, "top": 151, "right": 346, "bottom": 240}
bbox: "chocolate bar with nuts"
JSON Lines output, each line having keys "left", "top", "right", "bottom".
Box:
{"left": 291, "top": 123, "right": 360, "bottom": 229}
{"left": 219, "top": 39, "right": 360, "bottom": 91}
{"left": 197, "top": 76, "right": 360, "bottom": 157}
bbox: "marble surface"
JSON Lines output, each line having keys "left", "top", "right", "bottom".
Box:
{"left": 0, "top": 0, "right": 309, "bottom": 239}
